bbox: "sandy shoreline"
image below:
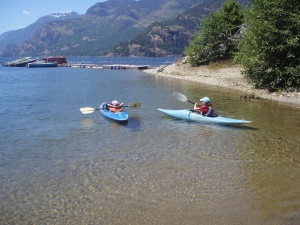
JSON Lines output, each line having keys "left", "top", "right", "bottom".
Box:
{"left": 144, "top": 62, "right": 300, "bottom": 108}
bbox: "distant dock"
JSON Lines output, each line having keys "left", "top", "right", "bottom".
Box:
{"left": 58, "top": 63, "right": 150, "bottom": 70}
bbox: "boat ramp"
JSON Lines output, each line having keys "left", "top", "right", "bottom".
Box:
{"left": 2, "top": 57, "right": 38, "bottom": 67}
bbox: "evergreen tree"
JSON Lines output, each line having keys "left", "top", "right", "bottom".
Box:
{"left": 185, "top": 0, "right": 244, "bottom": 66}
{"left": 184, "top": 12, "right": 228, "bottom": 66}
{"left": 220, "top": 0, "right": 244, "bottom": 31}
{"left": 235, "top": 0, "right": 300, "bottom": 90}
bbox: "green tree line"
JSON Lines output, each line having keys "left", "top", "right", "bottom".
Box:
{"left": 185, "top": 0, "right": 300, "bottom": 90}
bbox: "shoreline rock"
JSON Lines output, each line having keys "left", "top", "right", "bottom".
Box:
{"left": 144, "top": 62, "right": 300, "bottom": 108}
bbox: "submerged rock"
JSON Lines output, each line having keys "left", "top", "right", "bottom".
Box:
{"left": 240, "top": 94, "right": 261, "bottom": 100}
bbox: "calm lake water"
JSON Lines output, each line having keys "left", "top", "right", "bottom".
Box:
{"left": 0, "top": 57, "right": 299, "bottom": 225}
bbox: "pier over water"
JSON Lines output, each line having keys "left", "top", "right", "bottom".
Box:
{"left": 58, "top": 63, "right": 149, "bottom": 70}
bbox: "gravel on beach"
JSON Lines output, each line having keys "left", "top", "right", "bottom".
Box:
{"left": 144, "top": 62, "right": 300, "bottom": 108}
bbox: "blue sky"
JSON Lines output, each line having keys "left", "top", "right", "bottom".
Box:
{"left": 0, "top": 0, "right": 107, "bottom": 35}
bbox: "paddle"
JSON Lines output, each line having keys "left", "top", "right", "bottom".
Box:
{"left": 80, "top": 102, "right": 142, "bottom": 114}
{"left": 173, "top": 92, "right": 196, "bottom": 105}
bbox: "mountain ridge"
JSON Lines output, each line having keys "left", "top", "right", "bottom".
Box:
{"left": 1, "top": 0, "right": 248, "bottom": 57}
{"left": 1, "top": 0, "right": 202, "bottom": 56}
{"left": 109, "top": 0, "right": 249, "bottom": 57}
{"left": 0, "top": 12, "right": 80, "bottom": 55}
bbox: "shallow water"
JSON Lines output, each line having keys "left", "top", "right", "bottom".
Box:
{"left": 0, "top": 58, "right": 299, "bottom": 224}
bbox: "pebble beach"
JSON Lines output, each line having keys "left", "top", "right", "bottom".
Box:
{"left": 145, "top": 62, "right": 300, "bottom": 108}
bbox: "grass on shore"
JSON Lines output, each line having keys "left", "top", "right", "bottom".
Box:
{"left": 175, "top": 58, "right": 242, "bottom": 71}
{"left": 207, "top": 60, "right": 241, "bottom": 70}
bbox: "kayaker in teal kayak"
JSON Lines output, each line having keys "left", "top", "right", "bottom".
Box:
{"left": 106, "top": 100, "right": 124, "bottom": 112}
{"left": 193, "top": 97, "right": 215, "bottom": 117}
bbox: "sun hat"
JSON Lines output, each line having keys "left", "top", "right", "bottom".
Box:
{"left": 200, "top": 97, "right": 210, "bottom": 103}
{"left": 112, "top": 100, "right": 118, "bottom": 105}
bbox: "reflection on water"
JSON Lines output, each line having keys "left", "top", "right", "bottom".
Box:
{"left": 80, "top": 118, "right": 97, "bottom": 129}
{"left": 126, "top": 116, "right": 143, "bottom": 132}
{"left": 0, "top": 66, "right": 299, "bottom": 224}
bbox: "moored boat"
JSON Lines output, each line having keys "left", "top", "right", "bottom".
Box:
{"left": 27, "top": 61, "right": 58, "bottom": 68}
{"left": 100, "top": 102, "right": 128, "bottom": 123}
{"left": 157, "top": 108, "right": 252, "bottom": 125}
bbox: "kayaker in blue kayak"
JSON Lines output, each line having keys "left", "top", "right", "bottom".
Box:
{"left": 106, "top": 100, "right": 124, "bottom": 112}
{"left": 193, "top": 97, "right": 215, "bottom": 117}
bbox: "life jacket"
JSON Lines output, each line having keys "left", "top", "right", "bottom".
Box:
{"left": 205, "top": 107, "right": 215, "bottom": 117}
{"left": 107, "top": 103, "right": 123, "bottom": 112}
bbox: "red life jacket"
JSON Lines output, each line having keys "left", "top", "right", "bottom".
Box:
{"left": 199, "top": 105, "right": 214, "bottom": 117}
{"left": 107, "top": 103, "right": 124, "bottom": 112}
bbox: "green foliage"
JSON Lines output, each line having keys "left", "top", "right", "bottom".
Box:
{"left": 235, "top": 0, "right": 300, "bottom": 90}
{"left": 184, "top": 13, "right": 228, "bottom": 65}
{"left": 185, "top": 0, "right": 244, "bottom": 66}
{"left": 220, "top": 0, "right": 244, "bottom": 29}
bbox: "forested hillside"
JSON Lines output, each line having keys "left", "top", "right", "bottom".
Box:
{"left": 109, "top": 0, "right": 249, "bottom": 57}
{"left": 1, "top": 0, "right": 201, "bottom": 57}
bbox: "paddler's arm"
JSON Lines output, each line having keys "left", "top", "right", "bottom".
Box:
{"left": 194, "top": 103, "right": 200, "bottom": 110}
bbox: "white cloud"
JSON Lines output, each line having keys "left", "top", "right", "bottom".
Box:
{"left": 23, "top": 10, "right": 31, "bottom": 15}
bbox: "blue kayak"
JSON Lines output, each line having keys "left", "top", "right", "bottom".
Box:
{"left": 100, "top": 102, "right": 128, "bottom": 123}
{"left": 157, "top": 108, "right": 251, "bottom": 125}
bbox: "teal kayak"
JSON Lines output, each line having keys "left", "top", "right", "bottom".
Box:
{"left": 100, "top": 102, "right": 128, "bottom": 123}
{"left": 157, "top": 108, "right": 251, "bottom": 125}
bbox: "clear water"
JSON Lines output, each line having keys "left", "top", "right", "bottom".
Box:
{"left": 0, "top": 57, "right": 299, "bottom": 224}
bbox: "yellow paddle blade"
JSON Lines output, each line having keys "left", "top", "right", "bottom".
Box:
{"left": 80, "top": 107, "right": 96, "bottom": 114}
